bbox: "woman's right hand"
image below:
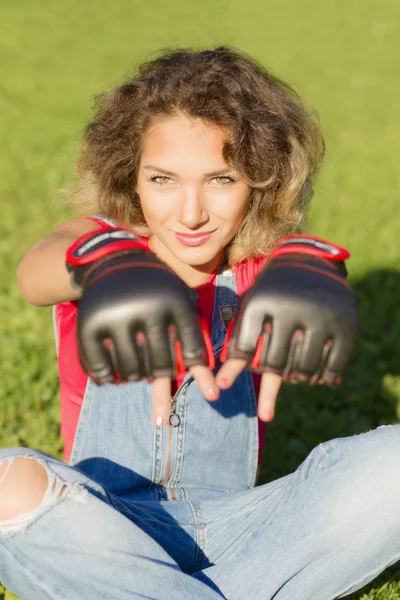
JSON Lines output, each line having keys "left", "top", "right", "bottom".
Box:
{"left": 66, "top": 228, "right": 219, "bottom": 426}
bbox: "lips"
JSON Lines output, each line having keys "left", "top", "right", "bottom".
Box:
{"left": 173, "top": 229, "right": 217, "bottom": 247}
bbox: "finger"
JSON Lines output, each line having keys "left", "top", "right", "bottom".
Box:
{"left": 216, "top": 358, "right": 248, "bottom": 389}
{"left": 172, "top": 303, "right": 210, "bottom": 367}
{"left": 295, "top": 330, "right": 326, "bottom": 379}
{"left": 297, "top": 332, "right": 340, "bottom": 385}
{"left": 231, "top": 307, "right": 266, "bottom": 358}
{"left": 322, "top": 331, "right": 356, "bottom": 384}
{"left": 190, "top": 365, "right": 219, "bottom": 401}
{"left": 111, "top": 329, "right": 141, "bottom": 381}
{"left": 135, "top": 331, "right": 154, "bottom": 379}
{"left": 310, "top": 340, "right": 333, "bottom": 384}
{"left": 150, "top": 377, "right": 172, "bottom": 427}
{"left": 145, "top": 319, "right": 175, "bottom": 377}
{"left": 77, "top": 315, "right": 115, "bottom": 383}
{"left": 257, "top": 372, "right": 282, "bottom": 421}
{"left": 264, "top": 321, "right": 296, "bottom": 371}
{"left": 167, "top": 324, "right": 187, "bottom": 375}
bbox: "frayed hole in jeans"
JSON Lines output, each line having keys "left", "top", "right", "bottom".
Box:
{"left": 0, "top": 457, "right": 85, "bottom": 534}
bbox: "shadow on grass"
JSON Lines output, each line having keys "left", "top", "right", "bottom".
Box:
{"left": 258, "top": 268, "right": 400, "bottom": 597}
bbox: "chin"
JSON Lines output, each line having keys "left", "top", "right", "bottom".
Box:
{"left": 170, "top": 244, "right": 222, "bottom": 267}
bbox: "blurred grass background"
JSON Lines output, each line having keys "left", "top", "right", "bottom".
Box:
{"left": 0, "top": 0, "right": 399, "bottom": 598}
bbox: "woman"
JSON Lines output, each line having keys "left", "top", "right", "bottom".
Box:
{"left": 0, "top": 46, "right": 399, "bottom": 600}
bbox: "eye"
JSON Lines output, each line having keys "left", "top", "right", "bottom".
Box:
{"left": 150, "top": 175, "right": 173, "bottom": 185}
{"left": 210, "top": 176, "right": 236, "bottom": 185}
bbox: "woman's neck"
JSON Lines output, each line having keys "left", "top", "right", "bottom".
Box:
{"left": 148, "top": 235, "right": 223, "bottom": 288}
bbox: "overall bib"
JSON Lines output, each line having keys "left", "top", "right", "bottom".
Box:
{"left": 69, "top": 259, "right": 259, "bottom": 503}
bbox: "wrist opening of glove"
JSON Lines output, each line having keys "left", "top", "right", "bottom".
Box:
{"left": 66, "top": 227, "right": 147, "bottom": 290}
{"left": 268, "top": 234, "right": 350, "bottom": 278}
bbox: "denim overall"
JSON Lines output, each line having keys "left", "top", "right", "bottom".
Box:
{"left": 2, "top": 239, "right": 400, "bottom": 598}
{"left": 69, "top": 260, "right": 259, "bottom": 502}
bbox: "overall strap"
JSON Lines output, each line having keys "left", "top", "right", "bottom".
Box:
{"left": 85, "top": 212, "right": 117, "bottom": 228}
{"left": 211, "top": 259, "right": 239, "bottom": 359}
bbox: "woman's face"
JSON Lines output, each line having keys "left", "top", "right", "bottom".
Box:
{"left": 136, "top": 114, "right": 251, "bottom": 272}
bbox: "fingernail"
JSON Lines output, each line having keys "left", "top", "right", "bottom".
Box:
{"left": 217, "top": 377, "right": 230, "bottom": 388}
{"left": 207, "top": 388, "right": 219, "bottom": 400}
{"left": 261, "top": 411, "right": 274, "bottom": 422}
{"left": 155, "top": 416, "right": 163, "bottom": 427}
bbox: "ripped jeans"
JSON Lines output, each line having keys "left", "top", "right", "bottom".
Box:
{"left": 1, "top": 426, "right": 400, "bottom": 600}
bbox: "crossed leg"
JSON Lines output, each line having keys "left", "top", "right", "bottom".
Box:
{"left": 0, "top": 449, "right": 225, "bottom": 600}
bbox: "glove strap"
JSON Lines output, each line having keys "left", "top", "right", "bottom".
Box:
{"left": 268, "top": 234, "right": 350, "bottom": 262}
{"left": 66, "top": 227, "right": 147, "bottom": 289}
{"left": 67, "top": 227, "right": 145, "bottom": 267}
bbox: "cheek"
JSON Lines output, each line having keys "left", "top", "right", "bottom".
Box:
{"left": 210, "top": 190, "right": 249, "bottom": 227}
{"left": 137, "top": 185, "right": 175, "bottom": 225}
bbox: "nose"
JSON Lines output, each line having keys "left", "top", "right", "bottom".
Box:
{"left": 177, "top": 186, "right": 209, "bottom": 230}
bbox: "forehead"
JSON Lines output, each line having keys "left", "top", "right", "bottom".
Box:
{"left": 140, "top": 114, "right": 230, "bottom": 172}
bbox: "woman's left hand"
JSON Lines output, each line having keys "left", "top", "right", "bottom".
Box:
{"left": 215, "top": 235, "right": 359, "bottom": 421}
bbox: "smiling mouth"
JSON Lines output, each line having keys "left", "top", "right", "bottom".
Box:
{"left": 173, "top": 229, "right": 217, "bottom": 237}
{"left": 173, "top": 229, "right": 217, "bottom": 246}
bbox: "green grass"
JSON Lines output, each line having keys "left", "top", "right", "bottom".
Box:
{"left": 0, "top": 0, "right": 399, "bottom": 597}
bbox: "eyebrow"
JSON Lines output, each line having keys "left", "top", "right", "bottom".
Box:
{"left": 143, "top": 165, "right": 233, "bottom": 177}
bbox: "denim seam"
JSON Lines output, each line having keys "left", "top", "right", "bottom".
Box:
{"left": 172, "top": 399, "right": 183, "bottom": 487}
{"left": 187, "top": 500, "right": 207, "bottom": 573}
{"left": 171, "top": 385, "right": 189, "bottom": 487}
{"left": 194, "top": 500, "right": 207, "bottom": 571}
{"left": 150, "top": 423, "right": 160, "bottom": 486}
{"left": 327, "top": 551, "right": 400, "bottom": 600}
{"left": 69, "top": 378, "right": 94, "bottom": 465}
{"left": 186, "top": 500, "right": 201, "bottom": 572}
{"left": 245, "top": 371, "right": 258, "bottom": 489}
{"left": 178, "top": 484, "right": 236, "bottom": 494}
{"left": 211, "top": 257, "right": 235, "bottom": 357}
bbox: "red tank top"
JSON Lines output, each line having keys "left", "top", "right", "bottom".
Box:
{"left": 55, "top": 219, "right": 267, "bottom": 462}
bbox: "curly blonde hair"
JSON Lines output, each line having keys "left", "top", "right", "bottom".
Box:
{"left": 74, "top": 46, "right": 325, "bottom": 265}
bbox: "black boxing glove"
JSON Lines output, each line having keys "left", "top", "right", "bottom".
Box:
{"left": 66, "top": 227, "right": 214, "bottom": 384}
{"left": 221, "top": 235, "right": 358, "bottom": 385}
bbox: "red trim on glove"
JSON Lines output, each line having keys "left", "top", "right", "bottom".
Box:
{"left": 66, "top": 227, "right": 146, "bottom": 267}
{"left": 267, "top": 260, "right": 352, "bottom": 288}
{"left": 200, "top": 316, "right": 216, "bottom": 370}
{"left": 250, "top": 323, "right": 272, "bottom": 370}
{"left": 268, "top": 234, "right": 350, "bottom": 262}
{"left": 220, "top": 319, "right": 235, "bottom": 363}
{"left": 173, "top": 339, "right": 186, "bottom": 374}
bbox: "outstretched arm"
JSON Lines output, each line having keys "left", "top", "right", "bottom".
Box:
{"left": 17, "top": 217, "right": 100, "bottom": 306}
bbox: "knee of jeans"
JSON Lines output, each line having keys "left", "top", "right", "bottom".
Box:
{"left": 0, "top": 453, "right": 88, "bottom": 536}
{"left": 320, "top": 424, "right": 400, "bottom": 471}
{"left": 351, "top": 425, "right": 400, "bottom": 473}
{"left": 324, "top": 426, "right": 400, "bottom": 534}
